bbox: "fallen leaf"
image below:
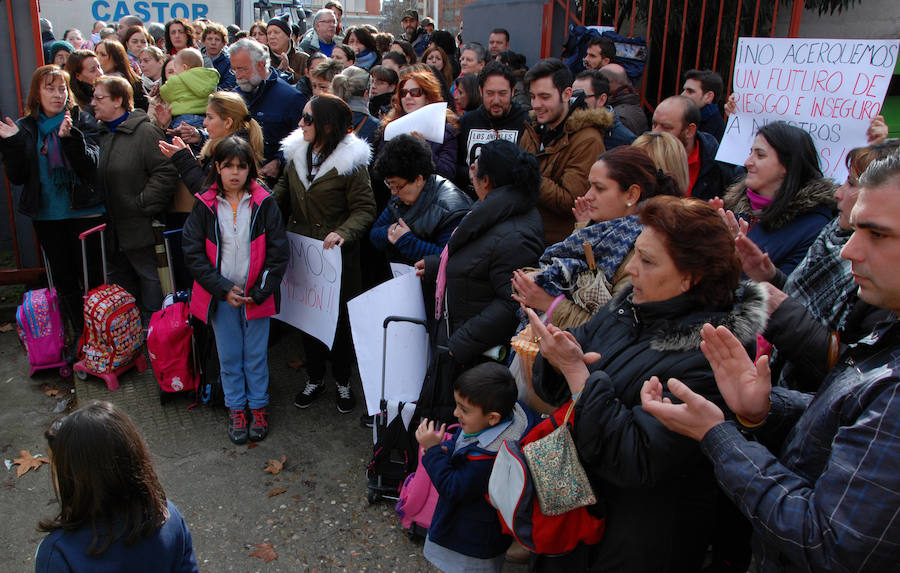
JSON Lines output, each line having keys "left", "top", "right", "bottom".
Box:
{"left": 249, "top": 542, "right": 277, "bottom": 563}
{"left": 247, "top": 442, "right": 258, "bottom": 450}
{"left": 44, "top": 388, "right": 61, "bottom": 398}
{"left": 0, "top": 323, "right": 13, "bottom": 332}
{"left": 268, "top": 487, "right": 287, "bottom": 497}
{"left": 12, "top": 450, "right": 49, "bottom": 478}
{"left": 287, "top": 357, "right": 305, "bottom": 370}
{"left": 264, "top": 455, "right": 286, "bottom": 475}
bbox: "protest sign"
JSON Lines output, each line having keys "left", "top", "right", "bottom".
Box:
{"left": 348, "top": 273, "right": 429, "bottom": 416}
{"left": 717, "top": 37, "right": 899, "bottom": 183}
{"left": 273, "top": 233, "right": 342, "bottom": 349}
{"left": 383, "top": 102, "right": 448, "bottom": 144}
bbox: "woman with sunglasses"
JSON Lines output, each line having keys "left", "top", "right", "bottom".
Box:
{"left": 274, "top": 94, "right": 376, "bottom": 415}
{"left": 380, "top": 68, "right": 458, "bottom": 181}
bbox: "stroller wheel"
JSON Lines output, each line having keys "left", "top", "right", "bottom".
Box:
{"left": 367, "top": 490, "right": 378, "bottom": 505}
{"left": 59, "top": 366, "right": 72, "bottom": 378}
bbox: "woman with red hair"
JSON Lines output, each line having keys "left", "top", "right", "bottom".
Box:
{"left": 380, "top": 68, "right": 458, "bottom": 182}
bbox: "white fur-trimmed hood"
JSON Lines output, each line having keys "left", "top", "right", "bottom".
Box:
{"left": 280, "top": 128, "right": 372, "bottom": 184}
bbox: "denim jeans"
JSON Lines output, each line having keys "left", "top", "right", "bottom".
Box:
{"left": 210, "top": 303, "right": 270, "bottom": 410}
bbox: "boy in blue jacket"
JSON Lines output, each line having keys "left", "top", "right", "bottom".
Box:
{"left": 416, "top": 362, "right": 529, "bottom": 572}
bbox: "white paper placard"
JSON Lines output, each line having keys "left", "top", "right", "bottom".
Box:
{"left": 383, "top": 102, "right": 448, "bottom": 144}
{"left": 273, "top": 233, "right": 342, "bottom": 349}
{"left": 717, "top": 37, "right": 899, "bottom": 183}
{"left": 348, "top": 272, "right": 430, "bottom": 416}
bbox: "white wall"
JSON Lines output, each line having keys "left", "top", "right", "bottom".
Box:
{"left": 775, "top": 0, "right": 900, "bottom": 40}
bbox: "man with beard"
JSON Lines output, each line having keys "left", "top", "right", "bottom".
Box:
{"left": 456, "top": 62, "right": 528, "bottom": 194}
{"left": 651, "top": 95, "right": 736, "bottom": 200}
{"left": 229, "top": 38, "right": 306, "bottom": 181}
{"left": 519, "top": 58, "right": 610, "bottom": 245}
{"left": 400, "top": 9, "right": 430, "bottom": 58}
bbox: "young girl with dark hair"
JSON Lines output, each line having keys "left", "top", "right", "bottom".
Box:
{"left": 36, "top": 401, "right": 199, "bottom": 571}
{"left": 274, "top": 94, "right": 376, "bottom": 414}
{"left": 183, "top": 136, "right": 289, "bottom": 444}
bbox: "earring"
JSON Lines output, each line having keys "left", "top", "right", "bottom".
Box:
{"left": 626, "top": 202, "right": 633, "bottom": 207}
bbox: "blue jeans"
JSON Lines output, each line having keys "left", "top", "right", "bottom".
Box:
{"left": 170, "top": 113, "right": 205, "bottom": 130}
{"left": 210, "top": 303, "right": 270, "bottom": 410}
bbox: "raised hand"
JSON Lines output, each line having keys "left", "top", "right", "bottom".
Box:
{"left": 510, "top": 269, "right": 556, "bottom": 312}
{"left": 734, "top": 233, "right": 776, "bottom": 283}
{"left": 699, "top": 324, "right": 771, "bottom": 424}
{"left": 523, "top": 305, "right": 601, "bottom": 395}
{"left": 572, "top": 196, "right": 592, "bottom": 225}
{"left": 415, "top": 418, "right": 447, "bottom": 450}
{"left": 58, "top": 111, "right": 73, "bottom": 137}
{"left": 158, "top": 136, "right": 190, "bottom": 158}
{"left": 0, "top": 117, "right": 20, "bottom": 139}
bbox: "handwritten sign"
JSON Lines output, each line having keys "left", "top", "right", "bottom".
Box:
{"left": 717, "top": 37, "right": 899, "bottom": 183}
{"left": 273, "top": 233, "right": 342, "bottom": 349}
{"left": 348, "top": 272, "right": 429, "bottom": 416}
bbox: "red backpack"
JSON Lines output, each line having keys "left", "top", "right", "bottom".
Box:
{"left": 488, "top": 402, "right": 605, "bottom": 555}
{"left": 147, "top": 301, "right": 199, "bottom": 394}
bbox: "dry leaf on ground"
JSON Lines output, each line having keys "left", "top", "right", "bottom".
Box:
{"left": 249, "top": 542, "right": 278, "bottom": 563}
{"left": 44, "top": 388, "right": 61, "bottom": 398}
{"left": 264, "top": 455, "right": 286, "bottom": 475}
{"left": 0, "top": 323, "right": 14, "bottom": 332}
{"left": 12, "top": 450, "right": 49, "bottom": 477}
{"left": 268, "top": 487, "right": 287, "bottom": 497}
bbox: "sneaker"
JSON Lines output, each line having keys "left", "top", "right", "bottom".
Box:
{"left": 293, "top": 379, "right": 325, "bottom": 408}
{"left": 228, "top": 409, "right": 248, "bottom": 445}
{"left": 249, "top": 408, "right": 269, "bottom": 442}
{"left": 359, "top": 414, "right": 374, "bottom": 428}
{"left": 336, "top": 381, "right": 356, "bottom": 413}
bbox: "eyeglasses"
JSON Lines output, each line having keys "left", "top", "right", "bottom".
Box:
{"left": 399, "top": 87, "right": 424, "bottom": 98}
{"left": 300, "top": 112, "right": 314, "bottom": 126}
{"left": 383, "top": 178, "right": 409, "bottom": 192}
{"left": 92, "top": 94, "right": 109, "bottom": 101}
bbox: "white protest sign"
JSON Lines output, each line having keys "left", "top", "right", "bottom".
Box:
{"left": 717, "top": 37, "right": 899, "bottom": 183}
{"left": 347, "top": 272, "right": 429, "bottom": 416}
{"left": 273, "top": 233, "right": 342, "bottom": 349}
{"left": 384, "top": 102, "right": 448, "bottom": 144}
{"left": 390, "top": 263, "right": 415, "bottom": 278}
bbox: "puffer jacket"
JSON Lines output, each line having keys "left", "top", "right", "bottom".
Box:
{"left": 724, "top": 177, "right": 836, "bottom": 276}
{"left": 519, "top": 106, "right": 611, "bottom": 245}
{"left": 533, "top": 282, "right": 768, "bottom": 573}
{"left": 0, "top": 106, "right": 100, "bottom": 218}
{"left": 159, "top": 66, "right": 220, "bottom": 116}
{"left": 97, "top": 109, "right": 177, "bottom": 250}
{"left": 273, "top": 128, "right": 376, "bottom": 297}
{"left": 423, "top": 184, "right": 544, "bottom": 366}
{"left": 183, "top": 180, "right": 289, "bottom": 323}
{"left": 369, "top": 174, "right": 472, "bottom": 265}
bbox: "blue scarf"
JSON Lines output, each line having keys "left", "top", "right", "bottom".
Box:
{"left": 534, "top": 215, "right": 642, "bottom": 296}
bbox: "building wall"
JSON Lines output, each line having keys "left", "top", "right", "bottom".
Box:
{"left": 774, "top": 0, "right": 900, "bottom": 38}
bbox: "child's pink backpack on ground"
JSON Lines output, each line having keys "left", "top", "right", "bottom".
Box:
{"left": 16, "top": 287, "right": 67, "bottom": 376}
{"left": 147, "top": 301, "right": 198, "bottom": 395}
{"left": 395, "top": 424, "right": 458, "bottom": 537}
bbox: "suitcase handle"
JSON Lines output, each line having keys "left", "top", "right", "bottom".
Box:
{"left": 78, "top": 223, "right": 107, "bottom": 240}
{"left": 383, "top": 316, "right": 426, "bottom": 329}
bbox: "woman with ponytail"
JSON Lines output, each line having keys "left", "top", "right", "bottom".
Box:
{"left": 330, "top": 66, "right": 380, "bottom": 146}
{"left": 158, "top": 91, "right": 264, "bottom": 195}
{"left": 416, "top": 138, "right": 543, "bottom": 375}
{"left": 510, "top": 146, "right": 682, "bottom": 330}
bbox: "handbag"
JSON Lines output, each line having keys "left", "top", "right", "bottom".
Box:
{"left": 522, "top": 399, "right": 596, "bottom": 515}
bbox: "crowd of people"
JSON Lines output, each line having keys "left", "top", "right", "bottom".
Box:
{"left": 4, "top": 7, "right": 899, "bottom": 573}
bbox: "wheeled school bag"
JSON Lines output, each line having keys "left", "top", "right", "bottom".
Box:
{"left": 147, "top": 300, "right": 199, "bottom": 397}
{"left": 16, "top": 278, "right": 69, "bottom": 378}
{"left": 394, "top": 424, "right": 459, "bottom": 537}
{"left": 73, "top": 223, "right": 147, "bottom": 389}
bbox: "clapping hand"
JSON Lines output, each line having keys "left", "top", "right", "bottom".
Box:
{"left": 523, "top": 305, "right": 601, "bottom": 395}
{"left": 734, "top": 233, "right": 776, "bottom": 283}
{"left": 572, "top": 196, "right": 592, "bottom": 225}
{"left": 158, "top": 136, "right": 190, "bottom": 158}
{"left": 58, "top": 111, "right": 73, "bottom": 137}
{"left": 699, "top": 323, "right": 772, "bottom": 425}
{"left": 0, "top": 117, "right": 20, "bottom": 139}
{"left": 640, "top": 376, "right": 725, "bottom": 441}
{"left": 415, "top": 418, "right": 447, "bottom": 451}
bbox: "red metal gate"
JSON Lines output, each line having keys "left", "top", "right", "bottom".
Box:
{"left": 537, "top": 0, "right": 806, "bottom": 110}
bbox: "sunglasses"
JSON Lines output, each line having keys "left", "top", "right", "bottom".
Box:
{"left": 300, "top": 112, "right": 315, "bottom": 126}
{"left": 399, "top": 87, "right": 424, "bottom": 98}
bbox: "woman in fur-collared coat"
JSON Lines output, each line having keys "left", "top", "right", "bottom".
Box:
{"left": 723, "top": 121, "right": 836, "bottom": 277}
{"left": 273, "top": 95, "right": 376, "bottom": 414}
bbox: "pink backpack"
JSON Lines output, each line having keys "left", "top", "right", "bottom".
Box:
{"left": 147, "top": 301, "right": 198, "bottom": 394}
{"left": 395, "top": 425, "right": 458, "bottom": 537}
{"left": 16, "top": 287, "right": 66, "bottom": 376}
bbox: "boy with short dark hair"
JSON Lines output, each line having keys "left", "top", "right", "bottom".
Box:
{"left": 416, "top": 362, "right": 529, "bottom": 572}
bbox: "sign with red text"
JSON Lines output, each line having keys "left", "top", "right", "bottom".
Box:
{"left": 717, "top": 37, "right": 899, "bottom": 183}
{"left": 274, "top": 233, "right": 342, "bottom": 349}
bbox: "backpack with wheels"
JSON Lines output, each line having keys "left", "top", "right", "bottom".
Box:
{"left": 16, "top": 287, "right": 67, "bottom": 377}
{"left": 147, "top": 300, "right": 199, "bottom": 398}
{"left": 395, "top": 424, "right": 458, "bottom": 537}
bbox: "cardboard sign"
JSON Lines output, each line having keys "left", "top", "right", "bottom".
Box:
{"left": 717, "top": 37, "right": 899, "bottom": 183}
{"left": 273, "top": 233, "right": 342, "bottom": 349}
{"left": 348, "top": 272, "right": 430, "bottom": 416}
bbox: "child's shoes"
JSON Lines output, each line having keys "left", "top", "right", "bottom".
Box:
{"left": 228, "top": 408, "right": 249, "bottom": 445}
{"left": 250, "top": 408, "right": 269, "bottom": 441}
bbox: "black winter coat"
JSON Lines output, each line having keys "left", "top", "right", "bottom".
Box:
{"left": 0, "top": 107, "right": 100, "bottom": 217}
{"left": 691, "top": 130, "right": 740, "bottom": 201}
{"left": 423, "top": 184, "right": 543, "bottom": 366}
{"left": 533, "top": 282, "right": 768, "bottom": 573}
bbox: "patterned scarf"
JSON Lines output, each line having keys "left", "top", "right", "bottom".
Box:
{"left": 37, "top": 112, "right": 74, "bottom": 190}
{"left": 534, "top": 215, "right": 642, "bottom": 297}
{"left": 783, "top": 218, "right": 856, "bottom": 330}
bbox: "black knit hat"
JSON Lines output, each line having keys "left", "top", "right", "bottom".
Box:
{"left": 267, "top": 14, "right": 292, "bottom": 37}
